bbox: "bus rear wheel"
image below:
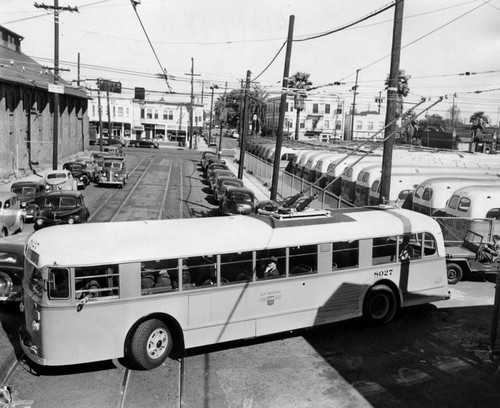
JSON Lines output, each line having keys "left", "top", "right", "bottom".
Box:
{"left": 363, "top": 284, "right": 397, "bottom": 324}
{"left": 130, "top": 319, "right": 172, "bottom": 370}
{"left": 446, "top": 263, "right": 463, "bottom": 285}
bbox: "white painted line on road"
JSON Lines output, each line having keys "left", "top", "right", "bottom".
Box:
{"left": 436, "top": 357, "right": 471, "bottom": 374}
{"left": 353, "top": 380, "right": 386, "bottom": 396}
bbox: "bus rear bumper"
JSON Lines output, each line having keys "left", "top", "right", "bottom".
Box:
{"left": 19, "top": 326, "right": 46, "bottom": 366}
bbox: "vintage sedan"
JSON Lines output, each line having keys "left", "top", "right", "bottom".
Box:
{"left": 203, "top": 157, "right": 225, "bottom": 177}
{"left": 219, "top": 186, "right": 256, "bottom": 215}
{"left": 0, "top": 192, "right": 24, "bottom": 237}
{"left": 135, "top": 139, "right": 159, "bottom": 149}
{"left": 0, "top": 233, "right": 27, "bottom": 304}
{"left": 75, "top": 156, "right": 100, "bottom": 182}
{"left": 63, "top": 161, "right": 90, "bottom": 189}
{"left": 33, "top": 191, "right": 89, "bottom": 231}
{"left": 98, "top": 156, "right": 128, "bottom": 188}
{"left": 213, "top": 176, "right": 244, "bottom": 202}
{"left": 10, "top": 180, "right": 46, "bottom": 222}
{"left": 44, "top": 169, "right": 78, "bottom": 191}
{"left": 208, "top": 169, "right": 235, "bottom": 192}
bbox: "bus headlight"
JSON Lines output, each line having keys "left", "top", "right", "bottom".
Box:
{"left": 31, "top": 320, "right": 40, "bottom": 332}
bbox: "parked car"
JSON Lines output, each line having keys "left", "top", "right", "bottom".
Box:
{"left": 134, "top": 139, "right": 159, "bottom": 149}
{"left": 94, "top": 136, "right": 126, "bottom": 147}
{"left": 213, "top": 176, "right": 244, "bottom": 202}
{"left": 33, "top": 191, "right": 89, "bottom": 231}
{"left": 75, "top": 156, "right": 100, "bottom": 182}
{"left": 63, "top": 162, "right": 90, "bottom": 189}
{"left": 208, "top": 169, "right": 235, "bottom": 192}
{"left": 98, "top": 156, "right": 128, "bottom": 188}
{"left": 203, "top": 157, "right": 225, "bottom": 176}
{"left": 200, "top": 151, "right": 217, "bottom": 169}
{"left": 10, "top": 180, "right": 46, "bottom": 223}
{"left": 206, "top": 162, "right": 229, "bottom": 179}
{"left": 44, "top": 169, "right": 77, "bottom": 191}
{"left": 0, "top": 233, "right": 27, "bottom": 304}
{"left": 219, "top": 186, "right": 256, "bottom": 215}
{"left": 0, "top": 191, "right": 24, "bottom": 237}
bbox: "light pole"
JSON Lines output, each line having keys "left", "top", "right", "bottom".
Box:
{"left": 209, "top": 85, "right": 218, "bottom": 145}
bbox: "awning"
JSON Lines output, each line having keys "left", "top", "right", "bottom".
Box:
{"left": 155, "top": 124, "right": 166, "bottom": 130}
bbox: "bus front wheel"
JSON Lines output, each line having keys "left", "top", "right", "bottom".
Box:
{"left": 363, "top": 284, "right": 397, "bottom": 324}
{"left": 130, "top": 319, "right": 172, "bottom": 370}
{"left": 446, "top": 263, "right": 463, "bottom": 285}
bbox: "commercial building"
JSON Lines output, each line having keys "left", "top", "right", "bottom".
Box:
{"left": 265, "top": 94, "right": 346, "bottom": 143}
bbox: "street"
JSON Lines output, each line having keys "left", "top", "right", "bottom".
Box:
{"left": 0, "top": 146, "right": 499, "bottom": 408}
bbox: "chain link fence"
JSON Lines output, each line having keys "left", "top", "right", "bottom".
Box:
{"left": 239, "top": 150, "right": 354, "bottom": 210}
{"left": 434, "top": 217, "right": 499, "bottom": 246}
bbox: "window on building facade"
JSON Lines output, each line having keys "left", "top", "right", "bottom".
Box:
{"left": 146, "top": 109, "right": 152, "bottom": 119}
{"left": 336, "top": 106, "right": 343, "bottom": 114}
{"left": 300, "top": 121, "right": 305, "bottom": 129}
{"left": 313, "top": 104, "right": 319, "bottom": 114}
{"left": 118, "top": 107, "right": 123, "bottom": 117}
{"left": 154, "top": 110, "right": 158, "bottom": 119}
{"left": 141, "top": 108, "right": 145, "bottom": 119}
{"left": 325, "top": 104, "right": 331, "bottom": 114}
{"left": 163, "top": 109, "right": 168, "bottom": 120}
{"left": 112, "top": 107, "right": 116, "bottom": 117}
{"left": 356, "top": 121, "right": 363, "bottom": 130}
{"left": 285, "top": 102, "right": 289, "bottom": 111}
{"left": 336, "top": 120, "right": 342, "bottom": 130}
{"left": 368, "top": 122, "right": 373, "bottom": 130}
{"left": 324, "top": 120, "right": 330, "bottom": 129}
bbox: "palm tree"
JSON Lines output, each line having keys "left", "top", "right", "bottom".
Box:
{"left": 288, "top": 72, "right": 312, "bottom": 140}
{"left": 470, "top": 111, "right": 490, "bottom": 141}
{"left": 385, "top": 68, "right": 410, "bottom": 118}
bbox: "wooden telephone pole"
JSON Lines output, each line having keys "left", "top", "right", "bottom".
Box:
{"left": 380, "top": 0, "right": 404, "bottom": 203}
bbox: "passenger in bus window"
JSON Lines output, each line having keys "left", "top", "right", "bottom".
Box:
{"left": 261, "top": 257, "right": 279, "bottom": 279}
{"left": 399, "top": 235, "right": 414, "bottom": 261}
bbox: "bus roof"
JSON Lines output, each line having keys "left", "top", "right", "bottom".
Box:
{"left": 26, "top": 207, "right": 443, "bottom": 268}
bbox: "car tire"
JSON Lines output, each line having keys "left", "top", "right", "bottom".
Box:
{"left": 446, "top": 262, "right": 463, "bottom": 285}
{"left": 363, "top": 284, "right": 398, "bottom": 324}
{"left": 129, "top": 319, "right": 172, "bottom": 370}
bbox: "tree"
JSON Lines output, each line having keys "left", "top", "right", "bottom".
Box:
{"left": 385, "top": 68, "right": 410, "bottom": 118}
{"left": 288, "top": 72, "right": 312, "bottom": 140}
{"left": 470, "top": 111, "right": 490, "bottom": 140}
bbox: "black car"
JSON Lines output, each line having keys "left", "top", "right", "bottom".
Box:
{"left": 219, "top": 186, "right": 256, "bottom": 215}
{"left": 10, "top": 180, "right": 46, "bottom": 223}
{"left": 63, "top": 162, "right": 90, "bottom": 189}
{"left": 0, "top": 234, "right": 27, "bottom": 304}
{"left": 134, "top": 139, "right": 159, "bottom": 149}
{"left": 34, "top": 191, "right": 90, "bottom": 230}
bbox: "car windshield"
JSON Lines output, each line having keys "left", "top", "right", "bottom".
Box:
{"left": 230, "top": 192, "right": 253, "bottom": 202}
{"left": 66, "top": 164, "right": 83, "bottom": 172}
{"left": 225, "top": 181, "right": 243, "bottom": 188}
{"left": 45, "top": 196, "right": 77, "bottom": 209}
{"left": 103, "top": 162, "right": 122, "bottom": 170}
{"left": 0, "top": 252, "right": 22, "bottom": 266}
{"left": 47, "top": 173, "right": 67, "bottom": 180}
{"left": 12, "top": 186, "right": 36, "bottom": 196}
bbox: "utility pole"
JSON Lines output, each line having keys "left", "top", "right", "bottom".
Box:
{"left": 349, "top": 69, "right": 360, "bottom": 141}
{"left": 271, "top": 15, "right": 294, "bottom": 201}
{"left": 34, "top": 1, "right": 78, "bottom": 170}
{"left": 238, "top": 70, "right": 251, "bottom": 180}
{"left": 451, "top": 93, "right": 456, "bottom": 128}
{"left": 185, "top": 58, "right": 200, "bottom": 149}
{"left": 209, "top": 85, "right": 218, "bottom": 145}
{"left": 380, "top": 0, "right": 404, "bottom": 204}
{"left": 97, "top": 82, "right": 103, "bottom": 152}
{"left": 218, "top": 82, "right": 228, "bottom": 154}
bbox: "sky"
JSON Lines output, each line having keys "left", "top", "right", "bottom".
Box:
{"left": 2, "top": 0, "right": 500, "bottom": 125}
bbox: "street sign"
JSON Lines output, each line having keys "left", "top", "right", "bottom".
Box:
{"left": 48, "top": 84, "right": 64, "bottom": 94}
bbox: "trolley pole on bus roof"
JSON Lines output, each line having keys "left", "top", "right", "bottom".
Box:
{"left": 238, "top": 70, "right": 251, "bottom": 180}
{"left": 271, "top": 15, "right": 295, "bottom": 201}
{"left": 380, "top": 0, "right": 404, "bottom": 203}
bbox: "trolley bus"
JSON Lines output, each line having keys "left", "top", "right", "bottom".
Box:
{"left": 20, "top": 207, "right": 449, "bottom": 370}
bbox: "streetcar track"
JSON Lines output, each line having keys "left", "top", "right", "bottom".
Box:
{"left": 117, "top": 368, "right": 130, "bottom": 408}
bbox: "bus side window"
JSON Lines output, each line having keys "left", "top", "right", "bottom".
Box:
{"left": 48, "top": 268, "right": 70, "bottom": 299}
{"left": 256, "top": 248, "right": 286, "bottom": 280}
{"left": 332, "top": 240, "right": 359, "bottom": 269}
{"left": 221, "top": 251, "right": 253, "bottom": 284}
{"left": 423, "top": 233, "right": 437, "bottom": 256}
{"left": 289, "top": 245, "right": 317, "bottom": 275}
{"left": 372, "top": 236, "right": 397, "bottom": 265}
{"left": 75, "top": 265, "right": 119, "bottom": 300}
{"left": 398, "top": 233, "right": 422, "bottom": 261}
{"left": 185, "top": 256, "right": 217, "bottom": 288}
{"left": 141, "top": 259, "right": 177, "bottom": 295}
